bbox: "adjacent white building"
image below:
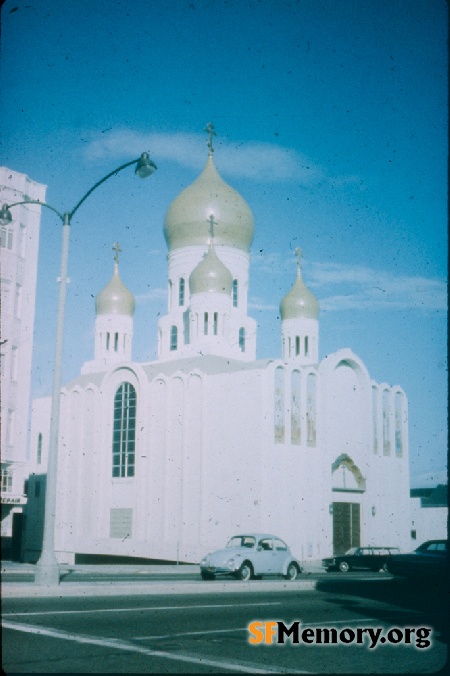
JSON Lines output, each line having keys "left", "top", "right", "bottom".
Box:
{"left": 25, "top": 148, "right": 411, "bottom": 565}
{"left": 0, "top": 167, "right": 46, "bottom": 558}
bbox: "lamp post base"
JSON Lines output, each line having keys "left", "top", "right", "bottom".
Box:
{"left": 35, "top": 551, "right": 61, "bottom": 586}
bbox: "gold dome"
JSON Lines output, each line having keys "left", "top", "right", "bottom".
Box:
{"left": 95, "top": 263, "right": 135, "bottom": 316}
{"left": 164, "top": 155, "right": 254, "bottom": 252}
{"left": 189, "top": 242, "right": 233, "bottom": 295}
{"left": 280, "top": 263, "right": 319, "bottom": 321}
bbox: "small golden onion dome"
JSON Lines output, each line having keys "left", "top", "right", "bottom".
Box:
{"left": 280, "top": 265, "right": 319, "bottom": 320}
{"left": 95, "top": 263, "right": 135, "bottom": 316}
{"left": 189, "top": 242, "right": 233, "bottom": 295}
{"left": 164, "top": 154, "right": 254, "bottom": 252}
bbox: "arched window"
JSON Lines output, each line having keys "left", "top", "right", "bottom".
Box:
{"left": 170, "top": 325, "right": 178, "bottom": 351}
{"left": 37, "top": 433, "right": 42, "bottom": 465}
{"left": 179, "top": 277, "right": 185, "bottom": 306}
{"left": 232, "top": 279, "right": 238, "bottom": 307}
{"left": 239, "top": 327, "right": 246, "bottom": 352}
{"left": 112, "top": 383, "right": 136, "bottom": 478}
{"left": 295, "top": 336, "right": 300, "bottom": 356}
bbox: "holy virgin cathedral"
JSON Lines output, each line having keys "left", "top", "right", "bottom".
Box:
{"left": 25, "top": 128, "right": 411, "bottom": 565}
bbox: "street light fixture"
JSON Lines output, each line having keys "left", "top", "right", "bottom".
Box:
{"left": 0, "top": 152, "right": 156, "bottom": 585}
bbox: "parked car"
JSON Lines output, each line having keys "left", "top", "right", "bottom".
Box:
{"left": 322, "top": 546, "right": 400, "bottom": 573}
{"left": 386, "top": 540, "right": 448, "bottom": 578}
{"left": 200, "top": 533, "right": 303, "bottom": 581}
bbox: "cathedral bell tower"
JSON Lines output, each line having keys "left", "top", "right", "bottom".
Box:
{"left": 157, "top": 123, "right": 257, "bottom": 361}
{"left": 81, "top": 243, "right": 135, "bottom": 373}
{"left": 280, "top": 248, "right": 319, "bottom": 364}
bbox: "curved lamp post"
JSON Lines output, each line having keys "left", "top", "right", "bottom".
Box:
{"left": 0, "top": 152, "right": 156, "bottom": 585}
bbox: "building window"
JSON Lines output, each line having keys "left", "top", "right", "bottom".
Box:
{"left": 14, "top": 285, "right": 22, "bottom": 318}
{"left": 1, "top": 467, "right": 13, "bottom": 493}
{"left": 114, "top": 332, "right": 119, "bottom": 352}
{"left": 112, "top": 383, "right": 136, "bottom": 478}
{"left": 37, "top": 433, "right": 42, "bottom": 465}
{"left": 295, "top": 336, "right": 300, "bottom": 356}
{"left": 382, "top": 390, "right": 391, "bottom": 455}
{"left": 291, "top": 369, "right": 301, "bottom": 445}
{"left": 232, "top": 279, "right": 238, "bottom": 307}
{"left": 10, "top": 346, "right": 18, "bottom": 381}
{"left": 394, "top": 391, "right": 403, "bottom": 457}
{"left": 179, "top": 277, "right": 185, "bottom": 306}
{"left": 170, "top": 325, "right": 178, "bottom": 351}
{"left": 372, "top": 387, "right": 378, "bottom": 454}
{"left": 1, "top": 225, "right": 13, "bottom": 250}
{"left": 213, "top": 312, "right": 218, "bottom": 335}
{"left": 204, "top": 312, "right": 209, "bottom": 335}
{"left": 239, "top": 327, "right": 245, "bottom": 352}
{"left": 306, "top": 373, "right": 316, "bottom": 446}
{"left": 304, "top": 336, "right": 309, "bottom": 356}
{"left": 274, "top": 366, "right": 285, "bottom": 443}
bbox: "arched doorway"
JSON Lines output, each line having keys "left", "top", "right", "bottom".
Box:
{"left": 331, "top": 455, "right": 365, "bottom": 555}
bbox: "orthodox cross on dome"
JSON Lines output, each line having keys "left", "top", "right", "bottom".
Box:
{"left": 294, "top": 246, "right": 303, "bottom": 270}
{"left": 113, "top": 242, "right": 122, "bottom": 263}
{"left": 208, "top": 213, "right": 218, "bottom": 241}
{"left": 204, "top": 121, "right": 216, "bottom": 154}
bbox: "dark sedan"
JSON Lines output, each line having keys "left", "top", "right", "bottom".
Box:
{"left": 322, "top": 546, "right": 400, "bottom": 573}
{"left": 386, "top": 539, "right": 447, "bottom": 578}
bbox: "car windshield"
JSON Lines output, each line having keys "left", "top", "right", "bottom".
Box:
{"left": 227, "top": 536, "right": 256, "bottom": 549}
{"left": 345, "top": 548, "right": 359, "bottom": 556}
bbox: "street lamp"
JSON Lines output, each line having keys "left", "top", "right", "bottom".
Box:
{"left": 0, "top": 152, "right": 157, "bottom": 585}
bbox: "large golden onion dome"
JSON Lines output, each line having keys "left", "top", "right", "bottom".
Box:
{"left": 189, "top": 242, "right": 233, "bottom": 295}
{"left": 95, "top": 263, "right": 135, "bottom": 316}
{"left": 164, "top": 154, "right": 254, "bottom": 252}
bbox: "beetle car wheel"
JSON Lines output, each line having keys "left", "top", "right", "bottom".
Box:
{"left": 201, "top": 571, "right": 215, "bottom": 580}
{"left": 338, "top": 561, "right": 350, "bottom": 573}
{"left": 237, "top": 562, "right": 253, "bottom": 581}
{"left": 285, "top": 563, "right": 300, "bottom": 580}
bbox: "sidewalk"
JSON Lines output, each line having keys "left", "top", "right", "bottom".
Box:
{"left": 2, "top": 560, "right": 323, "bottom": 598}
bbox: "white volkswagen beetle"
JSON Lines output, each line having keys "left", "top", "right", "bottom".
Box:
{"left": 200, "top": 533, "right": 303, "bottom": 581}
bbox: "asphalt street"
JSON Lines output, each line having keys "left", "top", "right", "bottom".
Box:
{"left": 2, "top": 569, "right": 448, "bottom": 674}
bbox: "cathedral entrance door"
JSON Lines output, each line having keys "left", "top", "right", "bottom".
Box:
{"left": 332, "top": 502, "right": 360, "bottom": 555}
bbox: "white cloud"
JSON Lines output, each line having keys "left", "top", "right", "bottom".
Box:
{"left": 135, "top": 288, "right": 166, "bottom": 304}
{"left": 83, "top": 128, "right": 358, "bottom": 186}
{"left": 310, "top": 262, "right": 447, "bottom": 313}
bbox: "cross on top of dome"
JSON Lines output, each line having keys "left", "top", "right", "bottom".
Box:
{"left": 204, "top": 121, "right": 216, "bottom": 154}
{"left": 113, "top": 241, "right": 122, "bottom": 264}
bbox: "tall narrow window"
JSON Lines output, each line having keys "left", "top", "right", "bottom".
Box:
{"left": 114, "top": 333, "right": 119, "bottom": 352}
{"left": 170, "top": 325, "right": 178, "bottom": 351}
{"left": 291, "top": 370, "right": 301, "bottom": 445}
{"left": 37, "top": 433, "right": 42, "bottom": 465}
{"left": 274, "top": 366, "right": 285, "bottom": 443}
{"left": 383, "top": 390, "right": 391, "bottom": 455}
{"left": 304, "top": 336, "right": 309, "bottom": 356}
{"left": 179, "top": 277, "right": 185, "bottom": 306}
{"left": 394, "top": 392, "right": 403, "bottom": 457}
{"left": 204, "top": 312, "right": 209, "bottom": 335}
{"left": 106, "top": 333, "right": 110, "bottom": 351}
{"left": 232, "top": 279, "right": 238, "bottom": 307}
{"left": 239, "top": 327, "right": 245, "bottom": 352}
{"left": 112, "top": 383, "right": 136, "bottom": 478}
{"left": 306, "top": 373, "right": 316, "bottom": 446}
{"left": 213, "top": 312, "right": 218, "bottom": 335}
{"left": 372, "top": 386, "right": 379, "bottom": 454}
{"left": 295, "top": 336, "right": 300, "bottom": 356}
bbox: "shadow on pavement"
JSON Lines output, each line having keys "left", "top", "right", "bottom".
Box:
{"left": 315, "top": 576, "right": 449, "bottom": 645}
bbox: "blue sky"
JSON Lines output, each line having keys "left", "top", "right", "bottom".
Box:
{"left": 1, "top": 0, "right": 447, "bottom": 486}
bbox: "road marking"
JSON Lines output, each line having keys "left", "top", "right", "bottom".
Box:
{"left": 134, "top": 619, "right": 380, "bottom": 641}
{"left": 2, "top": 620, "right": 309, "bottom": 674}
{"left": 3, "top": 601, "right": 281, "bottom": 617}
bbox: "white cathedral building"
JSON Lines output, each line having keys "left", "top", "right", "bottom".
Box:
{"left": 26, "top": 143, "right": 411, "bottom": 565}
